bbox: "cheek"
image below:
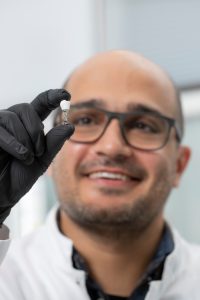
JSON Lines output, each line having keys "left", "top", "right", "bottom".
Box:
{"left": 140, "top": 150, "right": 177, "bottom": 184}
{"left": 52, "top": 141, "right": 89, "bottom": 186}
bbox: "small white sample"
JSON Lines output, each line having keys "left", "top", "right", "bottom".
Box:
{"left": 60, "top": 100, "right": 70, "bottom": 111}
{"left": 60, "top": 100, "right": 70, "bottom": 124}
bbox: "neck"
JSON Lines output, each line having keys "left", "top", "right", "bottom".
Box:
{"left": 59, "top": 209, "right": 164, "bottom": 297}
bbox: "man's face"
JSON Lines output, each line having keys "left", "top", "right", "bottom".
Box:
{"left": 52, "top": 53, "right": 189, "bottom": 234}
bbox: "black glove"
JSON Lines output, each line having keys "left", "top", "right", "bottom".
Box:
{"left": 0, "top": 89, "right": 74, "bottom": 224}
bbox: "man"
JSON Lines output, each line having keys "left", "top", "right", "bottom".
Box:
{"left": 0, "top": 50, "right": 199, "bottom": 299}
{"left": 0, "top": 89, "right": 74, "bottom": 263}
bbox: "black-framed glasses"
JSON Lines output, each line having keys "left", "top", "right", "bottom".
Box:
{"left": 55, "top": 103, "right": 182, "bottom": 151}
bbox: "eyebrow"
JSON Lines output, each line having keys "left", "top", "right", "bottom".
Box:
{"left": 126, "top": 103, "right": 166, "bottom": 117}
{"left": 72, "top": 99, "right": 166, "bottom": 117}
{"left": 71, "top": 99, "right": 105, "bottom": 108}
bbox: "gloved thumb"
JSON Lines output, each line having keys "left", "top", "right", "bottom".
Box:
{"left": 41, "top": 123, "right": 75, "bottom": 169}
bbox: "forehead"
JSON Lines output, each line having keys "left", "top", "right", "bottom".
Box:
{"left": 66, "top": 53, "right": 177, "bottom": 117}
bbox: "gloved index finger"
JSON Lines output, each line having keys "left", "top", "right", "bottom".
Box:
{"left": 31, "top": 89, "right": 71, "bottom": 121}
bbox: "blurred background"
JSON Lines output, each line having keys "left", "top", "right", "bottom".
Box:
{"left": 1, "top": 0, "right": 200, "bottom": 242}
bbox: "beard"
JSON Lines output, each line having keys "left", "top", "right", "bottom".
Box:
{"left": 59, "top": 172, "right": 173, "bottom": 239}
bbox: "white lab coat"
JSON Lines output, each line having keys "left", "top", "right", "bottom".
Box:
{"left": 0, "top": 207, "right": 200, "bottom": 300}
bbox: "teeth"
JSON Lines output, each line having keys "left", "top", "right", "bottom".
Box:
{"left": 89, "top": 172, "right": 129, "bottom": 180}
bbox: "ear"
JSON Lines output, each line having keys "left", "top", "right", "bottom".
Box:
{"left": 173, "top": 145, "right": 191, "bottom": 187}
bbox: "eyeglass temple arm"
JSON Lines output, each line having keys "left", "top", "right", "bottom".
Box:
{"left": 175, "top": 122, "right": 182, "bottom": 143}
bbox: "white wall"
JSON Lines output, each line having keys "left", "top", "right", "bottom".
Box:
{"left": 104, "top": 0, "right": 200, "bottom": 87}
{"left": 0, "top": 0, "right": 98, "bottom": 108}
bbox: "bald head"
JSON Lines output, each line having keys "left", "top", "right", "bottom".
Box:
{"left": 63, "top": 50, "right": 183, "bottom": 140}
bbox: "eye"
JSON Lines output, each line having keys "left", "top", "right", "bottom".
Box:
{"left": 69, "top": 108, "right": 105, "bottom": 127}
{"left": 72, "top": 114, "right": 96, "bottom": 126}
{"left": 133, "top": 121, "right": 157, "bottom": 133}
{"left": 125, "top": 115, "right": 164, "bottom": 134}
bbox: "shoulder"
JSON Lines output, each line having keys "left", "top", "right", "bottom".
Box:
{"left": 152, "top": 227, "right": 200, "bottom": 298}
{"left": 172, "top": 228, "right": 200, "bottom": 262}
{"left": 163, "top": 227, "right": 200, "bottom": 278}
{"left": 0, "top": 225, "right": 86, "bottom": 300}
{"left": 0, "top": 206, "right": 74, "bottom": 273}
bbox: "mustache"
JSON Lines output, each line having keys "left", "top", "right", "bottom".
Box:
{"left": 78, "top": 157, "right": 147, "bottom": 179}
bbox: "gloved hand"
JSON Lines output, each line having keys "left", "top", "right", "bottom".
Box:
{"left": 0, "top": 89, "right": 74, "bottom": 224}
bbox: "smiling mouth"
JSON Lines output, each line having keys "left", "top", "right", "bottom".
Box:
{"left": 87, "top": 171, "right": 139, "bottom": 182}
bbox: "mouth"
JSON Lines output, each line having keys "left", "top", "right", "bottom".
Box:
{"left": 88, "top": 171, "right": 133, "bottom": 181}
{"left": 83, "top": 169, "right": 142, "bottom": 188}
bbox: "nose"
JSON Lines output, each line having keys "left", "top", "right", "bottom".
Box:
{"left": 92, "top": 119, "right": 133, "bottom": 158}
